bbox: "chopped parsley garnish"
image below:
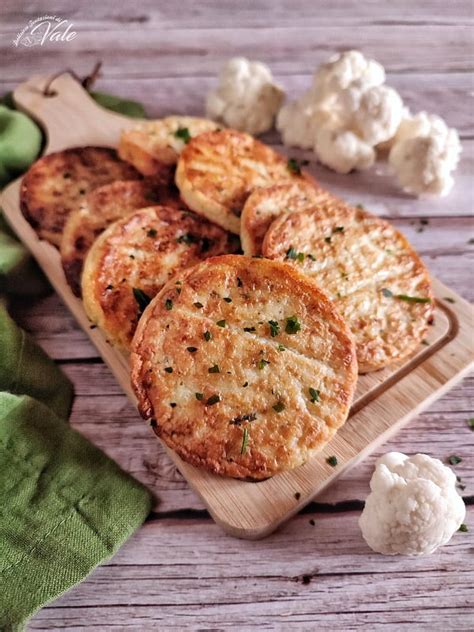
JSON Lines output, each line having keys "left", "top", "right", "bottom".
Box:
{"left": 421, "top": 340, "right": 430, "bottom": 346}
{"left": 170, "top": 402, "right": 177, "bottom": 408}
{"left": 216, "top": 319, "right": 226, "bottom": 328}
{"left": 106, "top": 284, "right": 114, "bottom": 290}
{"left": 307, "top": 253, "right": 316, "bottom": 261}
{"left": 444, "top": 297, "right": 455, "bottom": 304}
{"left": 277, "top": 343, "right": 286, "bottom": 351}
{"left": 458, "top": 523, "right": 468, "bottom": 532}
{"left": 208, "top": 364, "right": 220, "bottom": 373}
{"left": 194, "top": 302, "right": 204, "bottom": 308}
{"left": 242, "top": 381, "right": 249, "bottom": 387}
{"left": 186, "top": 346, "right": 198, "bottom": 353}
{"left": 297, "top": 252, "right": 305, "bottom": 263}
{"left": 258, "top": 359, "right": 270, "bottom": 370}
{"left": 63, "top": 172, "right": 71, "bottom": 178}
{"left": 230, "top": 413, "right": 257, "bottom": 426}
{"left": 164, "top": 367, "right": 173, "bottom": 373}
{"left": 150, "top": 419, "right": 157, "bottom": 428}
{"left": 396, "top": 295, "right": 431, "bottom": 304}
{"left": 174, "top": 127, "right": 191, "bottom": 143}
{"left": 333, "top": 226, "right": 344, "bottom": 233}
{"left": 223, "top": 297, "right": 232, "bottom": 303}
{"left": 240, "top": 427, "right": 249, "bottom": 454}
{"left": 448, "top": 454, "right": 462, "bottom": 465}
{"left": 309, "top": 387, "right": 320, "bottom": 403}
{"left": 287, "top": 158, "right": 302, "bottom": 175}
{"left": 244, "top": 326, "right": 256, "bottom": 333}
{"left": 272, "top": 401, "right": 285, "bottom": 413}
{"left": 468, "top": 418, "right": 474, "bottom": 430}
{"left": 286, "top": 246, "right": 298, "bottom": 260}
{"left": 195, "top": 392, "right": 204, "bottom": 400}
{"left": 294, "top": 492, "right": 301, "bottom": 500}
{"left": 129, "top": 254, "right": 135, "bottom": 259}
{"left": 133, "top": 288, "right": 152, "bottom": 312}
{"left": 285, "top": 315, "right": 301, "bottom": 334}
{"left": 268, "top": 320, "right": 280, "bottom": 337}
{"left": 381, "top": 288, "right": 393, "bottom": 298}
{"left": 177, "top": 232, "right": 198, "bottom": 245}
{"left": 206, "top": 394, "right": 220, "bottom": 406}
{"left": 165, "top": 298, "right": 173, "bottom": 310}
{"left": 203, "top": 331, "right": 212, "bottom": 341}
{"left": 237, "top": 277, "right": 243, "bottom": 287}
{"left": 326, "top": 455, "right": 338, "bottom": 467}
{"left": 324, "top": 236, "right": 332, "bottom": 244}
{"left": 147, "top": 228, "right": 157, "bottom": 238}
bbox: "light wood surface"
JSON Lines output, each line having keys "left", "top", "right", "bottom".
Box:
{"left": 2, "top": 1, "right": 473, "bottom": 628}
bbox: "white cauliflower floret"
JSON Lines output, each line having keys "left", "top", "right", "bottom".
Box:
{"left": 206, "top": 57, "right": 284, "bottom": 136}
{"left": 389, "top": 113, "right": 461, "bottom": 197}
{"left": 353, "top": 85, "right": 404, "bottom": 145}
{"left": 314, "top": 127, "right": 375, "bottom": 174}
{"left": 359, "top": 452, "right": 465, "bottom": 556}
{"left": 312, "top": 50, "right": 385, "bottom": 100}
{"left": 276, "top": 98, "right": 315, "bottom": 149}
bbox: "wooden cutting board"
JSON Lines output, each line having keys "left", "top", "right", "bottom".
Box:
{"left": 2, "top": 73, "right": 473, "bottom": 539}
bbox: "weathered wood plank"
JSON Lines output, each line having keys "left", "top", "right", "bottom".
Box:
{"left": 3, "top": 0, "right": 474, "bottom": 30}
{"left": 2, "top": 25, "right": 473, "bottom": 83}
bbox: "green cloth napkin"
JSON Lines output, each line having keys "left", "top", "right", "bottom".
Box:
{"left": 0, "top": 89, "right": 152, "bottom": 629}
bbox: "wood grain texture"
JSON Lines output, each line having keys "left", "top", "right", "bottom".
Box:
{"left": 2, "top": 0, "right": 473, "bottom": 627}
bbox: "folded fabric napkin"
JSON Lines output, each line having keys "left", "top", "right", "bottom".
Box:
{"left": 0, "top": 88, "right": 152, "bottom": 630}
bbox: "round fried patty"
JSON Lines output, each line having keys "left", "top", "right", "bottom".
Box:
{"left": 175, "top": 129, "right": 313, "bottom": 234}
{"left": 82, "top": 206, "right": 240, "bottom": 350}
{"left": 131, "top": 255, "right": 357, "bottom": 479}
{"left": 20, "top": 146, "right": 140, "bottom": 246}
{"left": 263, "top": 203, "right": 434, "bottom": 372}
{"left": 61, "top": 178, "right": 186, "bottom": 296}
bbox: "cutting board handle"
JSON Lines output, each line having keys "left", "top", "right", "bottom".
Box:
{"left": 13, "top": 73, "right": 140, "bottom": 154}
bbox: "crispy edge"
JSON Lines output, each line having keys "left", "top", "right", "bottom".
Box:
{"left": 130, "top": 255, "right": 358, "bottom": 478}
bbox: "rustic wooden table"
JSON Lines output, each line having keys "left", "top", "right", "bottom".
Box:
{"left": 2, "top": 1, "right": 474, "bottom": 629}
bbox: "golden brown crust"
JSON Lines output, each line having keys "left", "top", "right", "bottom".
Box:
{"left": 60, "top": 178, "right": 187, "bottom": 296}
{"left": 118, "top": 116, "right": 220, "bottom": 176}
{"left": 130, "top": 255, "right": 358, "bottom": 479}
{"left": 240, "top": 181, "right": 337, "bottom": 256}
{"left": 263, "top": 204, "right": 434, "bottom": 372}
{"left": 20, "top": 147, "right": 140, "bottom": 246}
{"left": 175, "top": 129, "right": 315, "bottom": 234}
{"left": 82, "top": 206, "right": 240, "bottom": 351}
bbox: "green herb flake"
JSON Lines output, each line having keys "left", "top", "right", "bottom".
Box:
{"left": 309, "top": 519, "right": 315, "bottom": 526}
{"left": 242, "top": 381, "right": 249, "bottom": 387}
{"left": 444, "top": 297, "right": 455, "bottom": 304}
{"left": 258, "top": 359, "right": 270, "bottom": 370}
{"left": 106, "top": 284, "right": 114, "bottom": 290}
{"left": 272, "top": 401, "right": 285, "bottom": 413}
{"left": 203, "top": 330, "right": 212, "bottom": 341}
{"left": 296, "top": 252, "right": 305, "bottom": 263}
{"left": 223, "top": 297, "right": 232, "bottom": 303}
{"left": 177, "top": 232, "right": 198, "bottom": 245}
{"left": 133, "top": 288, "right": 152, "bottom": 312}
{"left": 309, "top": 387, "right": 320, "bottom": 403}
{"left": 277, "top": 343, "right": 286, "bottom": 352}
{"left": 186, "top": 346, "right": 198, "bottom": 353}
{"left": 396, "top": 295, "right": 431, "bottom": 304}
{"left": 164, "top": 367, "right": 173, "bottom": 373}
{"left": 381, "top": 288, "right": 393, "bottom": 298}
{"left": 237, "top": 277, "right": 243, "bottom": 287}
{"left": 194, "top": 301, "right": 204, "bottom": 308}
{"left": 174, "top": 126, "right": 191, "bottom": 143}
{"left": 206, "top": 394, "right": 221, "bottom": 406}
{"left": 147, "top": 228, "right": 157, "bottom": 238}
{"left": 165, "top": 298, "right": 173, "bottom": 311}
{"left": 294, "top": 492, "right": 301, "bottom": 500}
{"left": 285, "top": 315, "right": 301, "bottom": 335}
{"left": 467, "top": 418, "right": 474, "bottom": 430}
{"left": 287, "top": 158, "right": 302, "bottom": 175}
{"left": 243, "top": 326, "right": 256, "bottom": 333}
{"left": 286, "top": 246, "right": 298, "bottom": 260}
{"left": 448, "top": 454, "right": 462, "bottom": 465}
{"left": 268, "top": 320, "right": 280, "bottom": 337}
{"left": 458, "top": 523, "right": 468, "bottom": 532}
{"left": 326, "top": 455, "right": 338, "bottom": 467}
{"left": 421, "top": 340, "right": 430, "bottom": 346}
{"left": 208, "top": 364, "right": 220, "bottom": 373}
{"left": 307, "top": 253, "right": 316, "bottom": 261}
{"left": 217, "top": 319, "right": 226, "bottom": 328}
{"left": 195, "top": 392, "right": 204, "bottom": 401}
{"left": 240, "top": 427, "right": 249, "bottom": 454}
{"left": 324, "top": 236, "right": 332, "bottom": 244}
{"left": 333, "top": 226, "right": 344, "bottom": 233}
{"left": 170, "top": 402, "right": 177, "bottom": 408}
